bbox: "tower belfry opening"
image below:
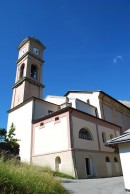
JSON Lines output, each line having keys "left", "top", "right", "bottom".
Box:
{"left": 31, "top": 65, "right": 37, "bottom": 80}
{"left": 19, "top": 63, "right": 25, "bottom": 79}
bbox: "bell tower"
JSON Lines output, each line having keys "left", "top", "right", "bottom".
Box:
{"left": 11, "top": 36, "right": 46, "bottom": 108}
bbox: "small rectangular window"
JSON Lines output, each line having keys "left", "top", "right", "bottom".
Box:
{"left": 39, "top": 122, "right": 44, "bottom": 128}
{"left": 54, "top": 117, "right": 60, "bottom": 124}
{"left": 55, "top": 117, "right": 59, "bottom": 121}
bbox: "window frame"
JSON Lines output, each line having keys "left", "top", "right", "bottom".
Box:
{"left": 31, "top": 64, "right": 38, "bottom": 80}
{"left": 79, "top": 128, "right": 93, "bottom": 140}
{"left": 114, "top": 157, "right": 118, "bottom": 163}
{"left": 102, "top": 132, "right": 106, "bottom": 143}
{"left": 19, "top": 63, "right": 25, "bottom": 79}
{"left": 110, "top": 134, "right": 114, "bottom": 139}
{"left": 106, "top": 156, "right": 110, "bottom": 162}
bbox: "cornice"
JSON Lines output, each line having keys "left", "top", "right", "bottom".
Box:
{"left": 17, "top": 52, "right": 44, "bottom": 64}
{"left": 12, "top": 77, "right": 45, "bottom": 89}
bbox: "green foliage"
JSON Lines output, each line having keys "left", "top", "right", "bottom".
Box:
{"left": 0, "top": 128, "right": 6, "bottom": 136}
{"left": 0, "top": 123, "right": 19, "bottom": 147}
{"left": 53, "top": 171, "right": 74, "bottom": 179}
{"left": 6, "top": 123, "right": 19, "bottom": 145}
{"left": 0, "top": 128, "right": 6, "bottom": 142}
{"left": 0, "top": 123, "right": 19, "bottom": 158}
{"left": 0, "top": 158, "right": 69, "bottom": 194}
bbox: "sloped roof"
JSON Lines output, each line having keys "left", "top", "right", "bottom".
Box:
{"left": 18, "top": 36, "right": 45, "bottom": 49}
{"left": 106, "top": 129, "right": 130, "bottom": 146}
{"left": 119, "top": 100, "right": 130, "bottom": 108}
{"left": 64, "top": 90, "right": 99, "bottom": 96}
{"left": 64, "top": 90, "right": 130, "bottom": 110}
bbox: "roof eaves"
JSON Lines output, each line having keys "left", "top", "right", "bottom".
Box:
{"left": 8, "top": 97, "right": 59, "bottom": 113}
{"left": 32, "top": 106, "right": 72, "bottom": 124}
{"left": 106, "top": 133, "right": 130, "bottom": 146}
{"left": 64, "top": 90, "right": 130, "bottom": 110}
{"left": 64, "top": 90, "right": 100, "bottom": 96}
{"left": 18, "top": 36, "right": 46, "bottom": 49}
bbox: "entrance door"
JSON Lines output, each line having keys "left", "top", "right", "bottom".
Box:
{"left": 85, "top": 158, "right": 91, "bottom": 176}
{"left": 106, "top": 157, "right": 112, "bottom": 177}
{"left": 114, "top": 157, "right": 120, "bottom": 173}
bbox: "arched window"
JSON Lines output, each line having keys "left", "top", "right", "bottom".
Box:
{"left": 55, "top": 156, "right": 61, "bottom": 172}
{"left": 110, "top": 134, "right": 113, "bottom": 139}
{"left": 31, "top": 65, "right": 37, "bottom": 80}
{"left": 19, "top": 63, "right": 24, "bottom": 79}
{"left": 106, "top": 156, "right": 110, "bottom": 162}
{"left": 114, "top": 157, "right": 118, "bottom": 163}
{"left": 79, "top": 128, "right": 92, "bottom": 140}
{"left": 102, "top": 132, "right": 106, "bottom": 143}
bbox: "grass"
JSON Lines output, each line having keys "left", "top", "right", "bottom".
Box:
{"left": 0, "top": 157, "right": 70, "bottom": 194}
{"left": 53, "top": 171, "right": 74, "bottom": 179}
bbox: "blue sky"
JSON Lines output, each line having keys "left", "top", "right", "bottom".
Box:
{"left": 0, "top": 0, "right": 130, "bottom": 128}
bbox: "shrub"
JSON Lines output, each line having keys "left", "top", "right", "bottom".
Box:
{"left": 0, "top": 123, "right": 20, "bottom": 159}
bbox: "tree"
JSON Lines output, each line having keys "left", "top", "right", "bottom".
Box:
{"left": 0, "top": 128, "right": 6, "bottom": 142}
{"left": 6, "top": 123, "right": 19, "bottom": 146}
{"left": 0, "top": 123, "right": 20, "bottom": 158}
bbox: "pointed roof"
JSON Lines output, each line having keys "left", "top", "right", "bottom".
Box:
{"left": 18, "top": 36, "right": 46, "bottom": 49}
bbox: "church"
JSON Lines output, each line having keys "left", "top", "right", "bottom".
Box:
{"left": 7, "top": 37, "right": 130, "bottom": 178}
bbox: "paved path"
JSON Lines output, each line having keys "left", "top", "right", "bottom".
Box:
{"left": 62, "top": 176, "right": 130, "bottom": 194}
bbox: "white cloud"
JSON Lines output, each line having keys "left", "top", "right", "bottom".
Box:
{"left": 113, "top": 56, "right": 123, "bottom": 64}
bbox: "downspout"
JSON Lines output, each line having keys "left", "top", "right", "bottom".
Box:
{"left": 69, "top": 109, "right": 78, "bottom": 179}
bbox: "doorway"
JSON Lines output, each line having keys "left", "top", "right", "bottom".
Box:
{"left": 106, "top": 156, "right": 112, "bottom": 176}
{"left": 55, "top": 156, "right": 61, "bottom": 172}
{"left": 85, "top": 158, "right": 91, "bottom": 176}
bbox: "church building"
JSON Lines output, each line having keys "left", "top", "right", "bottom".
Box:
{"left": 7, "top": 37, "right": 130, "bottom": 178}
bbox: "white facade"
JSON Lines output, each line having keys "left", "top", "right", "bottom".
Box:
{"left": 33, "top": 112, "right": 70, "bottom": 156}
{"left": 65, "top": 91, "right": 130, "bottom": 132}
{"left": 65, "top": 91, "right": 101, "bottom": 116}
{"left": 33, "top": 99, "right": 59, "bottom": 120}
{"left": 44, "top": 96, "right": 67, "bottom": 105}
{"left": 7, "top": 100, "right": 33, "bottom": 162}
{"left": 7, "top": 98, "right": 59, "bottom": 162}
{"left": 45, "top": 95, "right": 97, "bottom": 117}
{"left": 106, "top": 129, "right": 130, "bottom": 191}
{"left": 45, "top": 91, "right": 130, "bottom": 133}
{"left": 119, "top": 143, "right": 130, "bottom": 191}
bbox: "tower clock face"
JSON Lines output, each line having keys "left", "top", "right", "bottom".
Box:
{"left": 19, "top": 47, "right": 27, "bottom": 58}
{"left": 33, "top": 47, "right": 40, "bottom": 55}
